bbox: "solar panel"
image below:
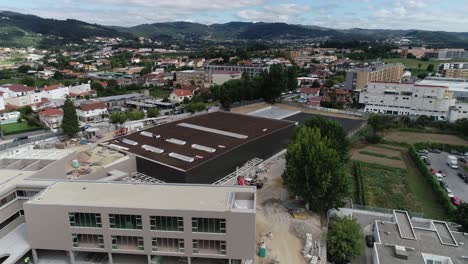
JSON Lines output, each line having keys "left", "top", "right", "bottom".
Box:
{"left": 141, "top": 145, "right": 164, "bottom": 154}
{"left": 122, "top": 138, "right": 138, "bottom": 146}
{"left": 166, "top": 138, "right": 186, "bottom": 145}
{"left": 169, "top": 152, "right": 194, "bottom": 163}
{"left": 191, "top": 144, "right": 216, "bottom": 153}
{"left": 177, "top": 122, "right": 248, "bottom": 139}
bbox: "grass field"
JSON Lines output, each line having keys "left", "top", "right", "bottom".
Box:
{"left": 359, "top": 150, "right": 401, "bottom": 160}
{"left": 384, "top": 58, "right": 468, "bottom": 70}
{"left": 384, "top": 131, "right": 468, "bottom": 146}
{"left": 1, "top": 122, "right": 40, "bottom": 135}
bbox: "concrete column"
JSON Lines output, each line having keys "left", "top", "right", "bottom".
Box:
{"left": 147, "top": 254, "right": 152, "bottom": 264}
{"left": 32, "top": 249, "right": 38, "bottom": 264}
{"left": 108, "top": 252, "right": 114, "bottom": 264}
{"left": 187, "top": 257, "right": 191, "bottom": 264}
{"left": 68, "top": 251, "right": 75, "bottom": 264}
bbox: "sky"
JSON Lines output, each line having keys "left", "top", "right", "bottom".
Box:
{"left": 0, "top": 0, "right": 468, "bottom": 31}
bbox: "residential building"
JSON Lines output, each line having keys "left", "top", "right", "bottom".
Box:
{"left": 24, "top": 182, "right": 255, "bottom": 264}
{"left": 169, "top": 89, "right": 193, "bottom": 103}
{"left": 449, "top": 101, "right": 468, "bottom": 122}
{"left": 330, "top": 208, "right": 468, "bottom": 264}
{"left": 77, "top": 102, "right": 108, "bottom": 122}
{"left": 345, "top": 64, "right": 405, "bottom": 91}
{"left": 359, "top": 82, "right": 456, "bottom": 121}
{"left": 39, "top": 84, "right": 69, "bottom": 100}
{"left": 175, "top": 70, "right": 206, "bottom": 87}
{"left": 299, "top": 87, "right": 320, "bottom": 100}
{"left": 439, "top": 62, "right": 468, "bottom": 78}
{"left": 425, "top": 49, "right": 468, "bottom": 60}
{"left": 208, "top": 71, "right": 242, "bottom": 86}
{"left": 38, "top": 108, "right": 64, "bottom": 130}
{"left": 204, "top": 65, "right": 269, "bottom": 80}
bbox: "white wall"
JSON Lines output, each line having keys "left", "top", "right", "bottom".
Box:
{"left": 0, "top": 97, "right": 4, "bottom": 111}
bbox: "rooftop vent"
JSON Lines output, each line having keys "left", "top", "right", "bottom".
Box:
{"left": 166, "top": 138, "right": 186, "bottom": 145}
{"left": 169, "top": 152, "right": 194, "bottom": 163}
{"left": 218, "top": 145, "right": 226, "bottom": 148}
{"left": 140, "top": 131, "right": 153, "bottom": 137}
{"left": 122, "top": 138, "right": 138, "bottom": 146}
{"left": 394, "top": 245, "right": 408, "bottom": 260}
{"left": 191, "top": 144, "right": 216, "bottom": 153}
{"left": 142, "top": 145, "right": 164, "bottom": 154}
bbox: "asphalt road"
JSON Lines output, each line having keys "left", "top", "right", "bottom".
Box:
{"left": 426, "top": 152, "right": 468, "bottom": 202}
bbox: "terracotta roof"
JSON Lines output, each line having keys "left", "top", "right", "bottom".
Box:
{"left": 6, "top": 84, "right": 35, "bottom": 93}
{"left": 172, "top": 89, "right": 193, "bottom": 97}
{"left": 321, "top": 96, "right": 331, "bottom": 102}
{"left": 42, "top": 84, "right": 62, "bottom": 91}
{"left": 78, "top": 102, "right": 107, "bottom": 111}
{"left": 328, "top": 88, "right": 349, "bottom": 95}
{"left": 299, "top": 87, "right": 320, "bottom": 95}
{"left": 39, "top": 108, "right": 63, "bottom": 116}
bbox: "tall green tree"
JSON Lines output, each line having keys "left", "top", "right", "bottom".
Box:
{"left": 426, "top": 64, "right": 435, "bottom": 72}
{"left": 454, "top": 203, "right": 468, "bottom": 232}
{"left": 302, "top": 116, "right": 350, "bottom": 163}
{"left": 110, "top": 112, "right": 127, "bottom": 124}
{"left": 146, "top": 108, "right": 160, "bottom": 118}
{"left": 327, "top": 216, "right": 364, "bottom": 264}
{"left": 282, "top": 126, "right": 350, "bottom": 213}
{"left": 61, "top": 98, "right": 79, "bottom": 138}
{"left": 261, "top": 64, "right": 287, "bottom": 103}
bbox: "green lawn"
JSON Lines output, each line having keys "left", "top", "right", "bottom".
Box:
{"left": 351, "top": 160, "right": 446, "bottom": 220}
{"left": 385, "top": 58, "right": 468, "bottom": 70}
{"left": 148, "top": 88, "right": 171, "bottom": 99}
{"left": 359, "top": 150, "right": 401, "bottom": 160}
{"left": 1, "top": 122, "right": 40, "bottom": 135}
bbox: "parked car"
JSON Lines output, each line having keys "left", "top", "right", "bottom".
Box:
{"left": 450, "top": 196, "right": 462, "bottom": 206}
{"left": 458, "top": 172, "right": 465, "bottom": 179}
{"left": 418, "top": 149, "right": 429, "bottom": 154}
{"left": 451, "top": 150, "right": 463, "bottom": 156}
{"left": 365, "top": 235, "right": 375, "bottom": 248}
{"left": 458, "top": 157, "right": 467, "bottom": 164}
{"left": 430, "top": 168, "right": 436, "bottom": 174}
{"left": 438, "top": 170, "right": 447, "bottom": 177}
{"left": 440, "top": 181, "right": 448, "bottom": 189}
{"left": 435, "top": 173, "right": 443, "bottom": 181}
{"left": 420, "top": 155, "right": 428, "bottom": 160}
{"left": 424, "top": 158, "right": 431, "bottom": 166}
{"left": 429, "top": 149, "right": 442, "bottom": 153}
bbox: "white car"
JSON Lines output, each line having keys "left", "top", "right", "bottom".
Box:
{"left": 435, "top": 173, "right": 443, "bottom": 181}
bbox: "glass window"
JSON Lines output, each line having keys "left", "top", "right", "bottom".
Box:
{"left": 192, "top": 218, "right": 226, "bottom": 233}
{"left": 109, "top": 214, "right": 142, "bottom": 230}
{"left": 150, "top": 216, "right": 183, "bottom": 231}
{"left": 69, "top": 212, "right": 102, "bottom": 228}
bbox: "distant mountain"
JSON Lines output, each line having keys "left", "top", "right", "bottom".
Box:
{"left": 2, "top": 11, "right": 468, "bottom": 48}
{"left": 0, "top": 11, "right": 130, "bottom": 47}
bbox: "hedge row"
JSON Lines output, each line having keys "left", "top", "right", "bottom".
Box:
{"left": 408, "top": 145, "right": 457, "bottom": 216}
{"left": 352, "top": 161, "right": 367, "bottom": 206}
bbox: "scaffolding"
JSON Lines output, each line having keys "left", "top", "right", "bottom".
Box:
{"left": 212, "top": 158, "right": 263, "bottom": 185}
{"left": 122, "top": 172, "right": 166, "bottom": 184}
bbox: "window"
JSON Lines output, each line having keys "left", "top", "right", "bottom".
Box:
{"left": 192, "top": 218, "right": 226, "bottom": 233}
{"left": 0, "top": 211, "right": 22, "bottom": 232}
{"left": 69, "top": 212, "right": 102, "bottom": 228}
{"left": 16, "top": 190, "right": 39, "bottom": 198}
{"left": 109, "top": 214, "right": 142, "bottom": 229}
{"left": 152, "top": 237, "right": 184, "bottom": 253}
{"left": 192, "top": 240, "right": 226, "bottom": 255}
{"left": 111, "top": 235, "right": 144, "bottom": 251}
{"left": 150, "top": 216, "right": 183, "bottom": 231}
{"left": 72, "top": 234, "right": 104, "bottom": 249}
{"left": 0, "top": 192, "right": 16, "bottom": 208}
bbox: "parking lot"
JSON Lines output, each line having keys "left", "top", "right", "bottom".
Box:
{"left": 425, "top": 152, "right": 468, "bottom": 202}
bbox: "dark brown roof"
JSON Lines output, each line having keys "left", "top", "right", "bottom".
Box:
{"left": 106, "top": 111, "right": 295, "bottom": 171}
{"left": 78, "top": 102, "right": 107, "bottom": 111}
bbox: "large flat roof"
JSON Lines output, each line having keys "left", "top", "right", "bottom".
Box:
{"left": 105, "top": 111, "right": 295, "bottom": 171}
{"left": 27, "top": 181, "right": 256, "bottom": 212}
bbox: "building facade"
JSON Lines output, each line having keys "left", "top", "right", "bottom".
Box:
{"left": 175, "top": 71, "right": 207, "bottom": 87}
{"left": 345, "top": 64, "right": 404, "bottom": 91}
{"left": 359, "top": 82, "right": 456, "bottom": 121}
{"left": 209, "top": 71, "right": 242, "bottom": 86}
{"left": 77, "top": 102, "right": 108, "bottom": 122}
{"left": 24, "top": 182, "right": 256, "bottom": 264}
{"left": 204, "top": 65, "right": 269, "bottom": 80}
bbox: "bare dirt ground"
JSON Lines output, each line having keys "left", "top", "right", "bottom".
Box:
{"left": 255, "top": 155, "right": 325, "bottom": 264}
{"left": 384, "top": 131, "right": 468, "bottom": 146}
{"left": 231, "top": 102, "right": 270, "bottom": 114}
{"left": 351, "top": 145, "right": 407, "bottom": 169}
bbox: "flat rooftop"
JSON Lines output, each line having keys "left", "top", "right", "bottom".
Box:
{"left": 105, "top": 111, "right": 295, "bottom": 171}
{"left": 284, "top": 112, "right": 365, "bottom": 134}
{"left": 27, "top": 181, "right": 256, "bottom": 212}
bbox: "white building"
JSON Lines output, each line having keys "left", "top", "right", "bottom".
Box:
{"left": 209, "top": 71, "right": 242, "bottom": 86}
{"left": 77, "top": 102, "right": 108, "bottom": 122}
{"left": 0, "top": 95, "right": 5, "bottom": 111}
{"left": 38, "top": 108, "right": 63, "bottom": 130}
{"left": 40, "top": 84, "right": 69, "bottom": 100}
{"left": 449, "top": 101, "right": 468, "bottom": 122}
{"left": 359, "top": 82, "right": 456, "bottom": 121}
{"left": 0, "top": 111, "right": 20, "bottom": 124}
{"left": 169, "top": 89, "right": 193, "bottom": 104}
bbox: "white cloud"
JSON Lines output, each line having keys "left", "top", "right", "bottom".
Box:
{"left": 237, "top": 3, "right": 311, "bottom": 23}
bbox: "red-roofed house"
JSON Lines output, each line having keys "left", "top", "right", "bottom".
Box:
{"left": 77, "top": 102, "right": 108, "bottom": 122}
{"left": 1, "top": 84, "right": 35, "bottom": 97}
{"left": 327, "top": 88, "right": 350, "bottom": 103}
{"left": 169, "top": 89, "right": 193, "bottom": 103}
{"left": 299, "top": 87, "right": 320, "bottom": 100}
{"left": 39, "top": 108, "right": 64, "bottom": 130}
{"left": 40, "top": 84, "right": 69, "bottom": 99}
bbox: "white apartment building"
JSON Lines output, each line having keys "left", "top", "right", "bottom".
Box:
{"left": 0, "top": 96, "right": 5, "bottom": 111}
{"left": 359, "top": 82, "right": 456, "bottom": 121}
{"left": 77, "top": 102, "right": 108, "bottom": 122}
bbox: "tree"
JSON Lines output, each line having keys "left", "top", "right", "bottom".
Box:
{"left": 140, "top": 65, "right": 152, "bottom": 75}
{"left": 368, "top": 113, "right": 385, "bottom": 135}
{"left": 426, "top": 64, "right": 435, "bottom": 72}
{"left": 261, "top": 64, "right": 288, "bottom": 103}
{"left": 302, "top": 116, "right": 350, "bottom": 163}
{"left": 126, "top": 110, "right": 145, "bottom": 121}
{"left": 327, "top": 216, "right": 364, "bottom": 264}
{"left": 53, "top": 71, "right": 64, "bottom": 80}
{"left": 110, "top": 112, "right": 127, "bottom": 124}
{"left": 454, "top": 203, "right": 468, "bottom": 232}
{"left": 282, "top": 126, "right": 350, "bottom": 213}
{"left": 146, "top": 108, "right": 160, "bottom": 118}
{"left": 417, "top": 72, "right": 428, "bottom": 79}
{"left": 406, "top": 53, "right": 416, "bottom": 59}
{"left": 184, "top": 102, "right": 206, "bottom": 114}
{"left": 21, "top": 77, "right": 35, "bottom": 87}
{"left": 311, "top": 80, "right": 321, "bottom": 88}
{"left": 61, "top": 98, "right": 80, "bottom": 138}
{"left": 17, "top": 65, "right": 31, "bottom": 74}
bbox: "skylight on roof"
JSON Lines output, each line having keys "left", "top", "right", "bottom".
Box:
{"left": 169, "top": 152, "right": 194, "bottom": 163}
{"left": 140, "top": 131, "right": 153, "bottom": 137}
{"left": 142, "top": 145, "right": 164, "bottom": 154}
{"left": 191, "top": 144, "right": 216, "bottom": 153}
{"left": 122, "top": 138, "right": 138, "bottom": 146}
{"left": 177, "top": 122, "right": 248, "bottom": 139}
{"left": 166, "top": 138, "right": 186, "bottom": 145}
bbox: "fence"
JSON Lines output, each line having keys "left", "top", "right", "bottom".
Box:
{"left": 0, "top": 131, "right": 62, "bottom": 151}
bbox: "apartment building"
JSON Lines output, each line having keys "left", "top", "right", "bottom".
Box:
{"left": 76, "top": 102, "right": 108, "bottom": 122}
{"left": 204, "top": 65, "right": 269, "bottom": 80}
{"left": 24, "top": 182, "right": 255, "bottom": 264}
{"left": 208, "top": 71, "right": 242, "bottom": 86}
{"left": 345, "top": 64, "right": 404, "bottom": 91}
{"left": 425, "top": 49, "right": 468, "bottom": 60}
{"left": 439, "top": 62, "right": 468, "bottom": 78}
{"left": 359, "top": 82, "right": 456, "bottom": 120}
{"left": 175, "top": 70, "right": 207, "bottom": 87}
